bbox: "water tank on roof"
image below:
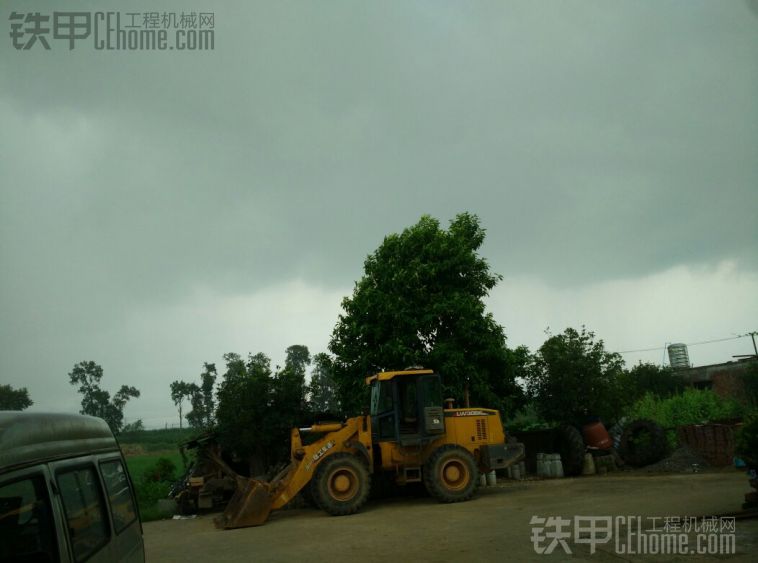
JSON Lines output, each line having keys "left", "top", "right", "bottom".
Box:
{"left": 667, "top": 343, "right": 690, "bottom": 369}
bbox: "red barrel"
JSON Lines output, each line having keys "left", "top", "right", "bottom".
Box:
{"left": 582, "top": 421, "right": 613, "bottom": 450}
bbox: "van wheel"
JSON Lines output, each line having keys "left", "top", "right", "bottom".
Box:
{"left": 424, "top": 445, "right": 478, "bottom": 503}
{"left": 312, "top": 453, "right": 370, "bottom": 516}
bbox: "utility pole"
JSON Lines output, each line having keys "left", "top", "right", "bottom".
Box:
{"left": 749, "top": 331, "right": 758, "bottom": 357}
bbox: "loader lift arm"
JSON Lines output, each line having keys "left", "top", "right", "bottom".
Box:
{"left": 214, "top": 416, "right": 373, "bottom": 529}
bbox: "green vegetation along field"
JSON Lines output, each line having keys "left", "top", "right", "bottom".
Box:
{"left": 120, "top": 428, "right": 198, "bottom": 521}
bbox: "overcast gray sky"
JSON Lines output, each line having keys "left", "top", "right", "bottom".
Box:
{"left": 1, "top": 1, "right": 756, "bottom": 428}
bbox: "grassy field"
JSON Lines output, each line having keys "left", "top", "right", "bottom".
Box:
{"left": 120, "top": 427, "right": 196, "bottom": 453}
{"left": 120, "top": 429, "right": 197, "bottom": 521}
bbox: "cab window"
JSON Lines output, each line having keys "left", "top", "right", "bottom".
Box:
{"left": 57, "top": 466, "right": 110, "bottom": 561}
{"left": 419, "top": 376, "right": 443, "bottom": 407}
{"left": 100, "top": 460, "right": 137, "bottom": 534}
{"left": 370, "top": 381, "right": 394, "bottom": 415}
{"left": 0, "top": 475, "right": 58, "bottom": 563}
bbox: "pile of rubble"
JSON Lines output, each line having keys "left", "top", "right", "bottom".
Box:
{"left": 643, "top": 445, "right": 709, "bottom": 473}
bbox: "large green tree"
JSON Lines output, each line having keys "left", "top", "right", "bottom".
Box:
{"left": 526, "top": 327, "right": 625, "bottom": 425}
{"left": 68, "top": 361, "right": 140, "bottom": 433}
{"left": 329, "top": 213, "right": 523, "bottom": 415}
{"left": 0, "top": 384, "right": 33, "bottom": 411}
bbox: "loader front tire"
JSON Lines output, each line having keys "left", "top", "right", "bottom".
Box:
{"left": 424, "top": 445, "right": 478, "bottom": 503}
{"left": 312, "top": 453, "right": 370, "bottom": 516}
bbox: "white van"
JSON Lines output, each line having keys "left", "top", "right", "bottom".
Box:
{"left": 0, "top": 412, "right": 145, "bottom": 562}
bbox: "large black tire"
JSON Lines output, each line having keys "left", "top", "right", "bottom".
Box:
{"left": 423, "top": 445, "right": 478, "bottom": 503}
{"left": 619, "top": 419, "right": 668, "bottom": 467}
{"left": 556, "top": 425, "right": 586, "bottom": 476}
{"left": 312, "top": 453, "right": 371, "bottom": 516}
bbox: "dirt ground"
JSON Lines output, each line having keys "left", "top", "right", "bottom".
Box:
{"left": 144, "top": 470, "right": 757, "bottom": 562}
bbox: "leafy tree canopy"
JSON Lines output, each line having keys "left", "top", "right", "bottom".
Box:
{"left": 0, "top": 384, "right": 33, "bottom": 411}
{"left": 215, "top": 348, "right": 314, "bottom": 474}
{"left": 329, "top": 213, "right": 523, "bottom": 415}
{"left": 618, "top": 362, "right": 685, "bottom": 408}
{"left": 526, "top": 327, "right": 624, "bottom": 425}
{"left": 68, "top": 360, "right": 140, "bottom": 433}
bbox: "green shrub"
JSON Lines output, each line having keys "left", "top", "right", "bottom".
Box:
{"left": 133, "top": 479, "right": 174, "bottom": 521}
{"left": 626, "top": 388, "right": 744, "bottom": 429}
{"left": 505, "top": 403, "right": 552, "bottom": 433}
{"left": 618, "top": 363, "right": 686, "bottom": 407}
{"left": 141, "top": 457, "right": 177, "bottom": 484}
{"left": 626, "top": 388, "right": 745, "bottom": 449}
{"left": 132, "top": 458, "right": 178, "bottom": 521}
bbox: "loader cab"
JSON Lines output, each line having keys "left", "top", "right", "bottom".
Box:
{"left": 368, "top": 369, "right": 445, "bottom": 446}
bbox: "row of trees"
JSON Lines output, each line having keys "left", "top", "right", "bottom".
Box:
{"left": 7, "top": 213, "right": 697, "bottom": 457}
{"left": 204, "top": 346, "right": 337, "bottom": 474}
{"left": 168, "top": 213, "right": 696, "bottom": 471}
{"left": 2, "top": 364, "right": 141, "bottom": 436}
{"left": 170, "top": 348, "right": 340, "bottom": 430}
{"left": 523, "top": 326, "right": 685, "bottom": 426}
{"left": 325, "top": 212, "right": 689, "bottom": 427}
{"left": 161, "top": 214, "right": 520, "bottom": 470}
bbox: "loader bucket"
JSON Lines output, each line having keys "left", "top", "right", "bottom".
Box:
{"left": 214, "top": 477, "right": 273, "bottom": 529}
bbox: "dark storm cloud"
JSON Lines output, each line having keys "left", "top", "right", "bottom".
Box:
{"left": 3, "top": 1, "right": 756, "bottom": 296}
{"left": 1, "top": 1, "right": 756, "bottom": 422}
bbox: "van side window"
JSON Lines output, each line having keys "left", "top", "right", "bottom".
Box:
{"left": 100, "top": 460, "right": 137, "bottom": 533}
{"left": 0, "top": 475, "right": 58, "bottom": 562}
{"left": 58, "top": 467, "right": 110, "bottom": 561}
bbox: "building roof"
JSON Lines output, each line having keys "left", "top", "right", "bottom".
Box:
{"left": 0, "top": 412, "right": 118, "bottom": 473}
{"left": 676, "top": 357, "right": 757, "bottom": 384}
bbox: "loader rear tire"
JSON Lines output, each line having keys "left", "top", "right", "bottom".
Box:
{"left": 312, "top": 453, "right": 370, "bottom": 516}
{"left": 556, "top": 425, "right": 586, "bottom": 477}
{"left": 424, "top": 445, "right": 478, "bottom": 503}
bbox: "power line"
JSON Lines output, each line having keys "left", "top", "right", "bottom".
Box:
{"left": 617, "top": 344, "right": 667, "bottom": 354}
{"left": 687, "top": 335, "right": 747, "bottom": 347}
{"left": 616, "top": 334, "right": 746, "bottom": 355}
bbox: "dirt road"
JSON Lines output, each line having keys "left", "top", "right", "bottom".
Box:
{"left": 144, "top": 471, "right": 757, "bottom": 562}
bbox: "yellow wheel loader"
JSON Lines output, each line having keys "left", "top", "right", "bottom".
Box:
{"left": 213, "top": 369, "right": 524, "bottom": 529}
